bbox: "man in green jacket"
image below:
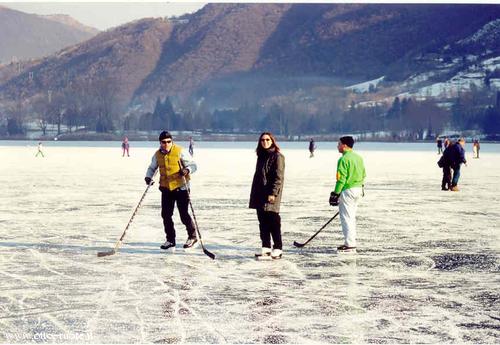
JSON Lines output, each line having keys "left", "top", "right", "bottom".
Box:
{"left": 329, "top": 136, "right": 366, "bottom": 253}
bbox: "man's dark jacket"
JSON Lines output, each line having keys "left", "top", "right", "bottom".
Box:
{"left": 442, "top": 143, "right": 466, "bottom": 168}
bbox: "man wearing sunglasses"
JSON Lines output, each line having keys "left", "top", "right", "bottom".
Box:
{"left": 145, "top": 131, "right": 198, "bottom": 251}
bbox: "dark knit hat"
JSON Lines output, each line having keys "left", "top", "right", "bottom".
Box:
{"left": 158, "top": 131, "right": 172, "bottom": 141}
{"left": 339, "top": 136, "right": 354, "bottom": 148}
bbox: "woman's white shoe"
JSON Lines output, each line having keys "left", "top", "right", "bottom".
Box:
{"left": 271, "top": 249, "right": 282, "bottom": 259}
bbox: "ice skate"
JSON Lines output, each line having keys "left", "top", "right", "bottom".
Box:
{"left": 255, "top": 247, "right": 272, "bottom": 260}
{"left": 183, "top": 237, "right": 199, "bottom": 249}
{"left": 160, "top": 240, "right": 176, "bottom": 252}
{"left": 271, "top": 248, "right": 282, "bottom": 260}
{"left": 337, "top": 245, "right": 357, "bottom": 254}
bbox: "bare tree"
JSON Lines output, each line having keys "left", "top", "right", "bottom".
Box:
{"left": 401, "top": 98, "right": 450, "bottom": 139}
{"left": 91, "top": 76, "right": 120, "bottom": 132}
{"left": 32, "top": 94, "right": 51, "bottom": 136}
{"left": 5, "top": 91, "right": 27, "bottom": 135}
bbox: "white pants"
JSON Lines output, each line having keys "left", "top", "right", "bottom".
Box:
{"left": 339, "top": 187, "right": 363, "bottom": 247}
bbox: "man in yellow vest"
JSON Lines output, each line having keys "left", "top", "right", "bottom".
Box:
{"left": 145, "top": 131, "right": 198, "bottom": 251}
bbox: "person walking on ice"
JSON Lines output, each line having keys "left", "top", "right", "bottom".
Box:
{"left": 121, "top": 137, "right": 130, "bottom": 157}
{"left": 447, "top": 138, "right": 467, "bottom": 191}
{"left": 472, "top": 139, "right": 480, "bottom": 159}
{"left": 309, "top": 138, "right": 316, "bottom": 158}
{"left": 250, "top": 132, "right": 285, "bottom": 260}
{"left": 436, "top": 137, "right": 443, "bottom": 155}
{"left": 145, "top": 131, "right": 198, "bottom": 251}
{"left": 188, "top": 136, "right": 194, "bottom": 156}
{"left": 35, "top": 142, "right": 45, "bottom": 157}
{"left": 329, "top": 136, "right": 365, "bottom": 253}
{"left": 444, "top": 137, "right": 450, "bottom": 149}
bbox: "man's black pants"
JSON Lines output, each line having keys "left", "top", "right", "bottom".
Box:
{"left": 257, "top": 209, "right": 282, "bottom": 250}
{"left": 160, "top": 187, "right": 196, "bottom": 243}
{"left": 442, "top": 166, "right": 452, "bottom": 190}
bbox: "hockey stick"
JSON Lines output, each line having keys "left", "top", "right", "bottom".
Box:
{"left": 179, "top": 162, "right": 216, "bottom": 260}
{"left": 97, "top": 169, "right": 158, "bottom": 257}
{"left": 293, "top": 211, "right": 339, "bottom": 248}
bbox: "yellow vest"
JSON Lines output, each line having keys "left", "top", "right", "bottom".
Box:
{"left": 156, "top": 144, "right": 189, "bottom": 191}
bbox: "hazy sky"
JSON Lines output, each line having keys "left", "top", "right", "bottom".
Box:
{"left": 0, "top": 2, "right": 206, "bottom": 30}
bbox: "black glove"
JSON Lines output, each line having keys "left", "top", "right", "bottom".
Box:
{"left": 145, "top": 177, "right": 154, "bottom": 185}
{"left": 329, "top": 192, "right": 340, "bottom": 206}
{"left": 179, "top": 168, "right": 189, "bottom": 177}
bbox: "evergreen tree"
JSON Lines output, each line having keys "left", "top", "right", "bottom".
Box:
{"left": 482, "top": 99, "right": 500, "bottom": 136}
{"left": 427, "top": 116, "right": 433, "bottom": 139}
{"left": 152, "top": 97, "right": 164, "bottom": 130}
{"left": 7, "top": 118, "right": 24, "bottom": 135}
{"left": 387, "top": 97, "right": 401, "bottom": 119}
{"left": 260, "top": 104, "right": 283, "bottom": 134}
{"left": 151, "top": 96, "right": 177, "bottom": 130}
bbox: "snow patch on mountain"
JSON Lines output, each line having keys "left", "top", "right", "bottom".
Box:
{"left": 346, "top": 76, "right": 385, "bottom": 93}
{"left": 398, "top": 55, "right": 500, "bottom": 99}
{"left": 481, "top": 56, "right": 500, "bottom": 71}
{"left": 457, "top": 19, "right": 500, "bottom": 46}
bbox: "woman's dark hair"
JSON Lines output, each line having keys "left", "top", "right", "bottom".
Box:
{"left": 256, "top": 132, "right": 280, "bottom": 156}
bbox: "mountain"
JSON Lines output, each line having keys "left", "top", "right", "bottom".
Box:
{"left": 42, "top": 14, "right": 99, "bottom": 36}
{"left": 260, "top": 4, "right": 498, "bottom": 77}
{"left": 0, "top": 5, "right": 98, "bottom": 63}
{"left": 0, "top": 18, "right": 173, "bottom": 107}
{"left": 133, "top": 3, "right": 292, "bottom": 104}
{"left": 0, "top": 3, "right": 499, "bottom": 113}
{"left": 136, "top": 3, "right": 500, "bottom": 108}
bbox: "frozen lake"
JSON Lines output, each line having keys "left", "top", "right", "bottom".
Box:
{"left": 1, "top": 140, "right": 499, "bottom": 343}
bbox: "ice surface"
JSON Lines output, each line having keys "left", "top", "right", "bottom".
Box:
{"left": 0, "top": 141, "right": 499, "bottom": 344}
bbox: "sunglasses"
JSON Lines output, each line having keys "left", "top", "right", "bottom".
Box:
{"left": 261, "top": 138, "right": 271, "bottom": 142}
{"left": 161, "top": 139, "right": 172, "bottom": 144}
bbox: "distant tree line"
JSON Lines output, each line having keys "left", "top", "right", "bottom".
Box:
{"left": 124, "top": 89, "right": 499, "bottom": 140}
{"left": 0, "top": 76, "right": 120, "bottom": 136}
{"left": 1, "top": 80, "right": 499, "bottom": 140}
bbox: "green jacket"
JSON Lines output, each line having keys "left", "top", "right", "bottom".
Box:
{"left": 334, "top": 149, "right": 366, "bottom": 194}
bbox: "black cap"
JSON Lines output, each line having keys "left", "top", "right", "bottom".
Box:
{"left": 339, "top": 136, "right": 354, "bottom": 148}
{"left": 159, "top": 131, "right": 172, "bottom": 141}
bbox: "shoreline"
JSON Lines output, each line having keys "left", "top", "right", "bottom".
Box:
{"left": 1, "top": 133, "right": 496, "bottom": 143}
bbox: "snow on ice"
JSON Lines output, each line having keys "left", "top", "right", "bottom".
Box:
{"left": 0, "top": 141, "right": 499, "bottom": 343}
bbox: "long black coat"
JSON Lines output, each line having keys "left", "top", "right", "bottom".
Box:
{"left": 249, "top": 149, "right": 285, "bottom": 213}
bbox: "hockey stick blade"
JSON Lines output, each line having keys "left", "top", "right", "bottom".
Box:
{"left": 203, "top": 247, "right": 216, "bottom": 260}
{"left": 293, "top": 241, "right": 306, "bottom": 248}
{"left": 97, "top": 249, "right": 116, "bottom": 257}
{"left": 293, "top": 212, "right": 340, "bottom": 249}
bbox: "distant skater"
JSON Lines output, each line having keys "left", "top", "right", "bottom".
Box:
{"left": 309, "top": 138, "right": 316, "bottom": 158}
{"left": 444, "top": 137, "right": 450, "bottom": 149}
{"left": 436, "top": 137, "right": 443, "bottom": 155}
{"left": 189, "top": 137, "right": 194, "bottom": 156}
{"left": 145, "top": 131, "right": 198, "bottom": 250}
{"left": 35, "top": 142, "right": 44, "bottom": 157}
{"left": 441, "top": 138, "right": 467, "bottom": 191}
{"left": 250, "top": 132, "right": 285, "bottom": 260}
{"left": 473, "top": 139, "right": 480, "bottom": 158}
{"left": 329, "top": 136, "right": 365, "bottom": 253}
{"left": 121, "top": 137, "right": 130, "bottom": 157}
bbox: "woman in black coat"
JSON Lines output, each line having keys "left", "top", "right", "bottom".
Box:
{"left": 249, "top": 132, "right": 285, "bottom": 259}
